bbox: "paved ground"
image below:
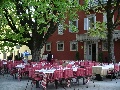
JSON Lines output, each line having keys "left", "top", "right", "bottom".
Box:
{"left": 0, "top": 74, "right": 120, "bottom": 90}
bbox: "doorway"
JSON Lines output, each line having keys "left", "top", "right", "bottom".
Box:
{"left": 92, "top": 44, "right": 96, "bottom": 61}
{"left": 87, "top": 44, "right": 96, "bottom": 61}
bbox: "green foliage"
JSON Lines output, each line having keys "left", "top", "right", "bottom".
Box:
{"left": 88, "top": 21, "right": 107, "bottom": 38}
{"left": 98, "top": 52, "right": 103, "bottom": 63}
{"left": 0, "top": 0, "right": 13, "bottom": 8}
{"left": 75, "top": 51, "right": 80, "bottom": 60}
{"left": 86, "top": 0, "right": 120, "bottom": 62}
{"left": 0, "top": 0, "right": 88, "bottom": 52}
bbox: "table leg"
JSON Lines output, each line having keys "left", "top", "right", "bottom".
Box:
{"left": 76, "top": 77, "right": 80, "bottom": 85}
{"left": 36, "top": 81, "right": 39, "bottom": 88}
{"left": 83, "top": 77, "right": 85, "bottom": 85}
{"left": 0, "top": 67, "right": 1, "bottom": 74}
{"left": 1, "top": 68, "right": 4, "bottom": 76}
{"left": 55, "top": 80, "right": 58, "bottom": 89}
{"left": 18, "top": 68, "right": 21, "bottom": 81}
{"left": 15, "top": 73, "right": 17, "bottom": 79}
{"left": 41, "top": 73, "right": 47, "bottom": 90}
{"left": 60, "top": 79, "right": 62, "bottom": 85}
{"left": 67, "top": 79, "right": 71, "bottom": 87}
{"left": 95, "top": 74, "right": 103, "bottom": 81}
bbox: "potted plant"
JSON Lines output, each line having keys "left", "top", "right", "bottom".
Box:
{"left": 98, "top": 52, "right": 103, "bottom": 63}
{"left": 75, "top": 51, "right": 80, "bottom": 61}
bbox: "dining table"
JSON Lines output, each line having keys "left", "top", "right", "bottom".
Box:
{"left": 92, "top": 64, "right": 114, "bottom": 81}
{"left": 34, "top": 65, "right": 81, "bottom": 89}
{"left": 15, "top": 64, "right": 26, "bottom": 80}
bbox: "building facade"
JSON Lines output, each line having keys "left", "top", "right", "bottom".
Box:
{"left": 44, "top": 0, "right": 120, "bottom": 62}
{"left": 0, "top": 45, "right": 45, "bottom": 60}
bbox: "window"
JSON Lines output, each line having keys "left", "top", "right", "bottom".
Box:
{"left": 3, "top": 53, "right": 6, "bottom": 59}
{"left": 10, "top": 52, "right": 13, "bottom": 57}
{"left": 70, "top": 41, "right": 78, "bottom": 51}
{"left": 57, "top": 41, "right": 64, "bottom": 51}
{"left": 103, "top": 12, "right": 114, "bottom": 24}
{"left": 88, "top": 0, "right": 108, "bottom": 8}
{"left": 103, "top": 13, "right": 107, "bottom": 27}
{"left": 84, "top": 14, "right": 96, "bottom": 30}
{"left": 88, "top": 16, "right": 95, "bottom": 29}
{"left": 102, "top": 41, "right": 108, "bottom": 51}
{"left": 88, "top": 0, "right": 99, "bottom": 8}
{"left": 69, "top": 20, "right": 78, "bottom": 33}
{"left": 58, "top": 23, "right": 63, "bottom": 35}
{"left": 46, "top": 42, "right": 51, "bottom": 51}
{"left": 17, "top": 50, "right": 20, "bottom": 58}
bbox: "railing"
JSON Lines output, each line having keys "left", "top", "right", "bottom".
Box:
{"left": 76, "top": 34, "right": 106, "bottom": 41}
{"left": 76, "top": 30, "right": 120, "bottom": 41}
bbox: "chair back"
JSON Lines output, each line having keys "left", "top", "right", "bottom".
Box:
{"left": 89, "top": 62, "right": 94, "bottom": 67}
{"left": 0, "top": 61, "right": 3, "bottom": 67}
{"left": 84, "top": 61, "right": 89, "bottom": 65}
{"left": 64, "top": 69, "right": 73, "bottom": 79}
{"left": 77, "top": 68, "right": 85, "bottom": 77}
{"left": 85, "top": 67, "right": 92, "bottom": 76}
{"left": 74, "top": 61, "right": 79, "bottom": 66}
{"left": 54, "top": 70, "right": 63, "bottom": 80}
{"left": 80, "top": 62, "right": 84, "bottom": 66}
{"left": 66, "top": 64, "right": 72, "bottom": 68}
{"left": 29, "top": 68, "right": 35, "bottom": 78}
{"left": 24, "top": 65, "right": 31, "bottom": 71}
{"left": 94, "top": 62, "right": 100, "bottom": 66}
{"left": 8, "top": 62, "right": 13, "bottom": 70}
{"left": 114, "top": 64, "right": 119, "bottom": 72}
{"left": 59, "top": 60, "right": 63, "bottom": 65}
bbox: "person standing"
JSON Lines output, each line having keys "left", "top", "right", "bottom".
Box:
{"left": 22, "top": 50, "right": 30, "bottom": 63}
{"left": 47, "top": 51, "right": 52, "bottom": 62}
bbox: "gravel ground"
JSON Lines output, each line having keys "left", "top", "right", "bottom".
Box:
{"left": 0, "top": 74, "right": 120, "bottom": 90}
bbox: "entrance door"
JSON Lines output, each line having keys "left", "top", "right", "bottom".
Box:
{"left": 87, "top": 44, "right": 96, "bottom": 61}
{"left": 88, "top": 44, "right": 92, "bottom": 60}
{"left": 92, "top": 44, "right": 96, "bottom": 61}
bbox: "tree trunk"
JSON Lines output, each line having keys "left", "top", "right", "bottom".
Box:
{"left": 107, "top": 0, "right": 115, "bottom": 64}
{"left": 107, "top": 29, "right": 114, "bottom": 63}
{"left": 32, "top": 48, "right": 41, "bottom": 62}
{"left": 31, "top": 40, "right": 41, "bottom": 62}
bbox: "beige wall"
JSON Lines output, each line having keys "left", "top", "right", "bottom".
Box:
{"left": 0, "top": 45, "right": 45, "bottom": 60}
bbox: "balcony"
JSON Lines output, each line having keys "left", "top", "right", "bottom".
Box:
{"left": 76, "top": 30, "right": 120, "bottom": 41}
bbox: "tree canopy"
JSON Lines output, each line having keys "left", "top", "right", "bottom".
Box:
{"left": 0, "top": 0, "right": 88, "bottom": 61}
{"left": 87, "top": 0, "right": 120, "bottom": 62}
{"left": 88, "top": 0, "right": 120, "bottom": 37}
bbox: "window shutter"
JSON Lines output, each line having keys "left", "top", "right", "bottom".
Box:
{"left": 58, "top": 24, "right": 63, "bottom": 35}
{"left": 76, "top": 20, "right": 78, "bottom": 28}
{"left": 94, "top": 15, "right": 96, "bottom": 29}
{"left": 112, "top": 15, "right": 114, "bottom": 23}
{"left": 103, "top": 13, "right": 107, "bottom": 22}
{"left": 103, "top": 13, "right": 107, "bottom": 27}
{"left": 84, "top": 18, "right": 89, "bottom": 30}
